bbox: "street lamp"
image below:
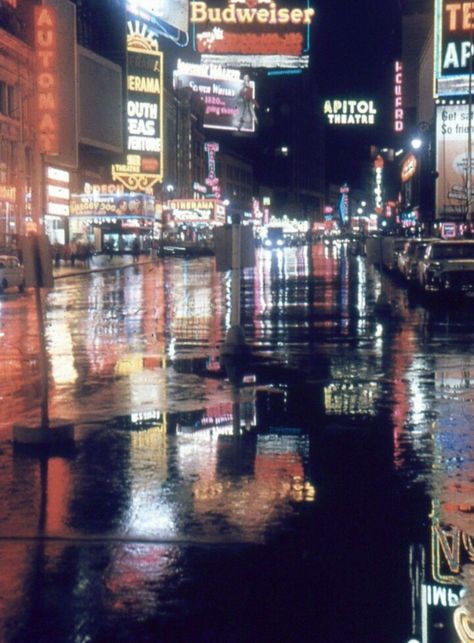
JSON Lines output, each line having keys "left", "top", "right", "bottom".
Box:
{"left": 410, "top": 137, "right": 423, "bottom": 151}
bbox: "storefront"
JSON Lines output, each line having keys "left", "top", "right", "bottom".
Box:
{"left": 69, "top": 192, "right": 156, "bottom": 253}
{"left": 162, "top": 198, "right": 226, "bottom": 245}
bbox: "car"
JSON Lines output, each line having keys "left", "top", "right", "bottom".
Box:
{"left": 263, "top": 227, "right": 285, "bottom": 249}
{"left": 0, "top": 255, "right": 25, "bottom": 293}
{"left": 417, "top": 240, "right": 474, "bottom": 296}
{"left": 396, "top": 238, "right": 436, "bottom": 282}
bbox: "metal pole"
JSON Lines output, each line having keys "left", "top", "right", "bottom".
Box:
{"left": 35, "top": 282, "right": 49, "bottom": 428}
{"left": 467, "top": 15, "right": 473, "bottom": 225}
{"left": 231, "top": 214, "right": 241, "bottom": 328}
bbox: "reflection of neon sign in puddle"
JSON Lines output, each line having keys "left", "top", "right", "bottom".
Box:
{"left": 454, "top": 606, "right": 474, "bottom": 642}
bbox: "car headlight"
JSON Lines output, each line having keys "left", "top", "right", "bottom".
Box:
{"left": 264, "top": 239, "right": 272, "bottom": 247}
{"left": 276, "top": 239, "right": 284, "bottom": 247}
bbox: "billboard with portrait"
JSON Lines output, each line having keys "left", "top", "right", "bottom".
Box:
{"left": 174, "top": 60, "right": 257, "bottom": 132}
{"left": 191, "top": 0, "right": 315, "bottom": 69}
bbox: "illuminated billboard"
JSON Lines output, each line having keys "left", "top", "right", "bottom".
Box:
{"left": 126, "top": 0, "right": 189, "bottom": 42}
{"left": 323, "top": 99, "right": 377, "bottom": 126}
{"left": 434, "top": 0, "right": 474, "bottom": 96}
{"left": 191, "top": 0, "right": 315, "bottom": 69}
{"left": 35, "top": 5, "right": 59, "bottom": 155}
{"left": 112, "top": 21, "right": 163, "bottom": 192}
{"left": 436, "top": 103, "right": 473, "bottom": 217}
{"left": 173, "top": 60, "right": 257, "bottom": 132}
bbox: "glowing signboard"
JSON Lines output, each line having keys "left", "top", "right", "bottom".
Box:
{"left": 323, "top": 100, "right": 377, "bottom": 126}
{"left": 112, "top": 21, "right": 163, "bottom": 191}
{"left": 192, "top": 0, "right": 315, "bottom": 70}
{"left": 373, "top": 155, "right": 384, "bottom": 214}
{"left": 174, "top": 60, "right": 257, "bottom": 132}
{"left": 70, "top": 192, "right": 155, "bottom": 217}
{"left": 434, "top": 0, "right": 474, "bottom": 96}
{"left": 205, "top": 142, "right": 221, "bottom": 199}
{"left": 126, "top": 0, "right": 189, "bottom": 42}
{"left": 401, "top": 154, "right": 417, "bottom": 182}
{"left": 394, "top": 61, "right": 404, "bottom": 132}
{"left": 35, "top": 6, "right": 59, "bottom": 154}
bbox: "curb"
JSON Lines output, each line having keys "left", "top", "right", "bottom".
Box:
{"left": 53, "top": 259, "right": 155, "bottom": 280}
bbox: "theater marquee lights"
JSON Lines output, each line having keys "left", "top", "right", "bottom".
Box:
{"left": 192, "top": 0, "right": 315, "bottom": 69}
{"left": 323, "top": 99, "right": 377, "bottom": 126}
{"left": 35, "top": 5, "right": 59, "bottom": 155}
{"left": 112, "top": 21, "right": 163, "bottom": 191}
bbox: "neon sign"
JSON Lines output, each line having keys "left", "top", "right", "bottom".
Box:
{"left": 193, "top": 0, "right": 315, "bottom": 69}
{"left": 190, "top": 1, "right": 314, "bottom": 25}
{"left": 112, "top": 21, "right": 163, "bottom": 191}
{"left": 323, "top": 100, "right": 377, "bottom": 126}
{"left": 374, "top": 156, "right": 384, "bottom": 213}
{"left": 394, "top": 61, "right": 404, "bottom": 132}
{"left": 35, "top": 6, "right": 59, "bottom": 155}
{"left": 205, "top": 142, "right": 221, "bottom": 199}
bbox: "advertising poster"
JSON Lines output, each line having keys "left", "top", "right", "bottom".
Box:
{"left": 191, "top": 0, "right": 315, "bottom": 69}
{"left": 434, "top": 0, "right": 474, "bottom": 96}
{"left": 174, "top": 60, "right": 257, "bottom": 132}
{"left": 436, "top": 104, "right": 474, "bottom": 217}
{"left": 126, "top": 0, "right": 189, "bottom": 38}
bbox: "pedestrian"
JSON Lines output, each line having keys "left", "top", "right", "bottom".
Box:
{"left": 132, "top": 236, "right": 140, "bottom": 263}
{"left": 70, "top": 239, "right": 77, "bottom": 266}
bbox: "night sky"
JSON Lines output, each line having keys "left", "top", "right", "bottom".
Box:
{"left": 311, "top": 0, "right": 403, "bottom": 186}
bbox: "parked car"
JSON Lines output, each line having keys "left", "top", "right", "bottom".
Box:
{"left": 396, "top": 238, "right": 436, "bottom": 282}
{"left": 417, "top": 240, "right": 474, "bottom": 296}
{"left": 0, "top": 255, "right": 25, "bottom": 293}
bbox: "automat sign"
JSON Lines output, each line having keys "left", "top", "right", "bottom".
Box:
{"left": 323, "top": 100, "right": 377, "bottom": 125}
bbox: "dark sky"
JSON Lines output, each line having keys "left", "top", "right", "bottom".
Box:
{"left": 311, "top": 0, "right": 403, "bottom": 187}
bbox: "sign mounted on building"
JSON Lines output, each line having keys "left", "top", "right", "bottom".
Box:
{"left": 323, "top": 100, "right": 377, "bottom": 126}
{"left": 373, "top": 155, "right": 384, "bottom": 214}
{"left": 394, "top": 61, "right": 404, "bottom": 132}
{"left": 434, "top": 0, "right": 474, "bottom": 96}
{"left": 174, "top": 60, "right": 257, "bottom": 132}
{"left": 112, "top": 21, "right": 163, "bottom": 191}
{"left": 126, "top": 0, "right": 189, "bottom": 42}
{"left": 401, "top": 154, "right": 417, "bottom": 183}
{"left": 205, "top": 142, "right": 221, "bottom": 199}
{"left": 35, "top": 5, "right": 59, "bottom": 155}
{"left": 191, "top": 0, "right": 315, "bottom": 69}
{"left": 435, "top": 103, "right": 474, "bottom": 217}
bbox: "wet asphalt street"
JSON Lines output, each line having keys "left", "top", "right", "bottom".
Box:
{"left": 1, "top": 242, "right": 474, "bottom": 642}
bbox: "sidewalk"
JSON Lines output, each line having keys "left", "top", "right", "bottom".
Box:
{"left": 53, "top": 253, "right": 154, "bottom": 279}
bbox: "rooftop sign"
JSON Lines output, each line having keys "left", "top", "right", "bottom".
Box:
{"left": 192, "top": 0, "right": 315, "bottom": 70}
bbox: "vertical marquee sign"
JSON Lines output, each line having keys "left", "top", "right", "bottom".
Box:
{"left": 394, "top": 61, "right": 404, "bottom": 133}
{"left": 112, "top": 21, "right": 163, "bottom": 191}
{"left": 35, "top": 5, "right": 59, "bottom": 155}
